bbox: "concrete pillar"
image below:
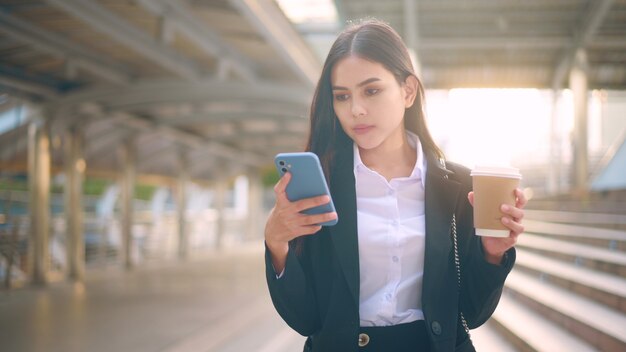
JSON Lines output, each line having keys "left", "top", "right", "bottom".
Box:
{"left": 176, "top": 150, "right": 189, "bottom": 260}
{"left": 64, "top": 125, "right": 85, "bottom": 281}
{"left": 548, "top": 90, "right": 562, "bottom": 194}
{"left": 214, "top": 179, "right": 227, "bottom": 249}
{"left": 118, "top": 138, "right": 136, "bottom": 269}
{"left": 246, "top": 171, "right": 263, "bottom": 241}
{"left": 570, "top": 49, "right": 589, "bottom": 194}
{"left": 403, "top": 0, "right": 421, "bottom": 76}
{"left": 27, "top": 117, "right": 50, "bottom": 286}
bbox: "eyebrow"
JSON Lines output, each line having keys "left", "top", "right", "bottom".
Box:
{"left": 332, "top": 77, "right": 381, "bottom": 90}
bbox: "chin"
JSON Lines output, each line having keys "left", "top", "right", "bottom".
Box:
{"left": 354, "top": 139, "right": 382, "bottom": 151}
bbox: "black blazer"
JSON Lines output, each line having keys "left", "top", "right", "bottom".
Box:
{"left": 265, "top": 145, "right": 515, "bottom": 352}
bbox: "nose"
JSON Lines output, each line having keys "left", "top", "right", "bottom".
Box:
{"left": 351, "top": 98, "right": 366, "bottom": 118}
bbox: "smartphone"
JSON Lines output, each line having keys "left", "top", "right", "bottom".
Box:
{"left": 274, "top": 152, "right": 338, "bottom": 226}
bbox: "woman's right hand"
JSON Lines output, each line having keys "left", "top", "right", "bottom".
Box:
{"left": 265, "top": 172, "right": 337, "bottom": 273}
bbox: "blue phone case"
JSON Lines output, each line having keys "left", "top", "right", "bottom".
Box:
{"left": 274, "top": 152, "right": 338, "bottom": 226}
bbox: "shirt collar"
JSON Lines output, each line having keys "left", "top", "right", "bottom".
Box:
{"left": 353, "top": 131, "right": 427, "bottom": 187}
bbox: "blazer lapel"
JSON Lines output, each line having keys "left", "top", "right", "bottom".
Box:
{"left": 328, "top": 146, "right": 360, "bottom": 306}
{"left": 423, "top": 152, "right": 461, "bottom": 301}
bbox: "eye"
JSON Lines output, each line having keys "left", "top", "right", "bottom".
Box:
{"left": 365, "top": 88, "right": 380, "bottom": 96}
{"left": 334, "top": 93, "right": 349, "bottom": 102}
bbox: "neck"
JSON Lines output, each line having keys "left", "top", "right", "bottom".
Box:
{"left": 359, "top": 130, "right": 417, "bottom": 181}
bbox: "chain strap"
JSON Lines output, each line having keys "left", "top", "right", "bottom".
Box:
{"left": 451, "top": 214, "right": 471, "bottom": 336}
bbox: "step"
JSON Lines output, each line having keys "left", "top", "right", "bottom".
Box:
{"left": 491, "top": 293, "right": 598, "bottom": 352}
{"left": 515, "top": 249, "right": 626, "bottom": 313}
{"left": 525, "top": 210, "right": 626, "bottom": 227}
{"left": 517, "top": 234, "right": 626, "bottom": 276}
{"left": 525, "top": 202, "right": 626, "bottom": 216}
{"left": 470, "top": 320, "right": 519, "bottom": 352}
{"left": 523, "top": 220, "right": 626, "bottom": 251}
{"left": 505, "top": 270, "right": 626, "bottom": 351}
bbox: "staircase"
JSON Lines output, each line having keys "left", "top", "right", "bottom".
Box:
{"left": 484, "top": 209, "right": 626, "bottom": 352}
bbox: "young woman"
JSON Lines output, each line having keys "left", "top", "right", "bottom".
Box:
{"left": 264, "top": 19, "right": 526, "bottom": 352}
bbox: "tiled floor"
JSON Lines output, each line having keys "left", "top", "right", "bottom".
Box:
{"left": 0, "top": 241, "right": 513, "bottom": 352}
{"left": 0, "top": 243, "right": 301, "bottom": 352}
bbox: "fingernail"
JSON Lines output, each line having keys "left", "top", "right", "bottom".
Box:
{"left": 501, "top": 204, "right": 509, "bottom": 212}
{"left": 502, "top": 217, "right": 510, "bottom": 224}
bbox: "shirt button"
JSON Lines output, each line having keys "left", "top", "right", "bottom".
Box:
{"left": 388, "top": 189, "right": 395, "bottom": 196}
{"left": 392, "top": 256, "right": 399, "bottom": 263}
{"left": 431, "top": 321, "right": 442, "bottom": 335}
{"left": 358, "top": 333, "right": 370, "bottom": 347}
{"left": 385, "top": 293, "right": 392, "bottom": 301}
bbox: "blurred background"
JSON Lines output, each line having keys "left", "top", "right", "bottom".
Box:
{"left": 0, "top": 0, "right": 625, "bottom": 351}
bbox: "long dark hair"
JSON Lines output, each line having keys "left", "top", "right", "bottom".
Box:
{"left": 305, "top": 19, "right": 443, "bottom": 177}
{"left": 293, "top": 19, "right": 443, "bottom": 253}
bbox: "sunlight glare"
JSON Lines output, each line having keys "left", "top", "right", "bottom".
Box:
{"left": 426, "top": 89, "right": 553, "bottom": 169}
{"left": 275, "top": 0, "right": 338, "bottom": 24}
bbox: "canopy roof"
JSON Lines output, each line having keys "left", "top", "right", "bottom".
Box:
{"left": 0, "top": 0, "right": 319, "bottom": 180}
{"left": 1, "top": 0, "right": 625, "bottom": 182}
{"left": 336, "top": 0, "right": 626, "bottom": 89}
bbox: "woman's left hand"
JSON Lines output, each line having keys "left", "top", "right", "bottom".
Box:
{"left": 468, "top": 189, "right": 527, "bottom": 265}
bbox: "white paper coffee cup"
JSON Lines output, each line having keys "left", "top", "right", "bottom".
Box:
{"left": 471, "top": 166, "right": 521, "bottom": 237}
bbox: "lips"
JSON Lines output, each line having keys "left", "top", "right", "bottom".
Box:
{"left": 353, "top": 124, "right": 374, "bottom": 135}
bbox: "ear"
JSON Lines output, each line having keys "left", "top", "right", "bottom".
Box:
{"left": 403, "top": 75, "right": 419, "bottom": 108}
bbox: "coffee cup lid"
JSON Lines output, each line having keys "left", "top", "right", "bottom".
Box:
{"left": 470, "top": 165, "right": 521, "bottom": 179}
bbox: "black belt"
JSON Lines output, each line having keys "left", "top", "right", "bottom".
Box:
{"left": 358, "top": 320, "right": 430, "bottom": 351}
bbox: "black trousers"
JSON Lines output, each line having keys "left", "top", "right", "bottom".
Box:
{"left": 359, "top": 320, "right": 430, "bottom": 351}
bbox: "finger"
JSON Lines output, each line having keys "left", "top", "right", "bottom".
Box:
{"left": 467, "top": 191, "right": 474, "bottom": 207}
{"left": 504, "top": 234, "right": 519, "bottom": 248}
{"left": 293, "top": 195, "right": 332, "bottom": 212}
{"left": 274, "top": 172, "right": 292, "bottom": 201}
{"left": 500, "top": 204, "right": 524, "bottom": 221}
{"left": 515, "top": 188, "right": 528, "bottom": 208}
{"left": 299, "top": 211, "right": 338, "bottom": 226}
{"left": 298, "top": 225, "right": 323, "bottom": 236}
{"left": 502, "top": 216, "right": 524, "bottom": 235}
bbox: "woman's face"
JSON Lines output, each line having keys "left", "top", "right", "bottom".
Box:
{"left": 331, "top": 55, "right": 417, "bottom": 152}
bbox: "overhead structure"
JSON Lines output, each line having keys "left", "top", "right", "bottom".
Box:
{"left": 3, "top": 1, "right": 626, "bottom": 179}
{"left": 0, "top": 0, "right": 321, "bottom": 180}
{"left": 335, "top": 0, "right": 626, "bottom": 89}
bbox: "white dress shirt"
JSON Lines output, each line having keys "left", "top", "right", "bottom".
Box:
{"left": 355, "top": 131, "right": 427, "bottom": 327}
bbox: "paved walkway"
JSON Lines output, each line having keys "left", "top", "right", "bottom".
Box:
{"left": 0, "top": 242, "right": 509, "bottom": 352}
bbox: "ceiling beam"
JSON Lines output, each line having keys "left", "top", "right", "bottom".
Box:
{"left": 415, "top": 37, "right": 626, "bottom": 51}
{"left": 0, "top": 12, "right": 132, "bottom": 85}
{"left": 136, "top": 0, "right": 257, "bottom": 82}
{"left": 155, "top": 112, "right": 307, "bottom": 125}
{"left": 229, "top": 0, "right": 321, "bottom": 87}
{"left": 94, "top": 110, "right": 267, "bottom": 167}
{"left": 137, "top": 142, "right": 176, "bottom": 170}
{"left": 588, "top": 38, "right": 626, "bottom": 49}
{"left": 419, "top": 37, "right": 568, "bottom": 50}
{"left": 210, "top": 130, "right": 303, "bottom": 142}
{"left": 0, "top": 76, "right": 58, "bottom": 98}
{"left": 45, "top": 0, "right": 204, "bottom": 81}
{"left": 551, "top": 0, "right": 614, "bottom": 89}
{"left": 417, "top": 0, "right": 580, "bottom": 10}
{"left": 84, "top": 128, "right": 134, "bottom": 160}
{"left": 47, "top": 79, "right": 311, "bottom": 111}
